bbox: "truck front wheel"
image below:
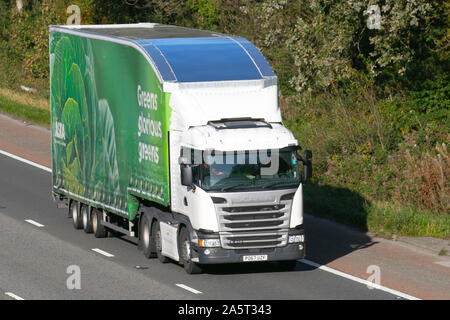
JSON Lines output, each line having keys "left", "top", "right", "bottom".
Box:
{"left": 70, "top": 200, "right": 82, "bottom": 230}
{"left": 179, "top": 227, "right": 202, "bottom": 274}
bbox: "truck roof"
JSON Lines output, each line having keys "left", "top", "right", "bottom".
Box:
{"left": 76, "top": 23, "right": 220, "bottom": 40}
{"left": 51, "top": 23, "right": 276, "bottom": 83}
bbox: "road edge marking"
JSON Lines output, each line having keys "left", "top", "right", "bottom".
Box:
{"left": 0, "top": 149, "right": 51, "bottom": 173}
{"left": 434, "top": 261, "right": 450, "bottom": 268}
{"left": 299, "top": 259, "right": 421, "bottom": 300}
{"left": 175, "top": 284, "right": 203, "bottom": 295}
{"left": 5, "top": 292, "right": 25, "bottom": 300}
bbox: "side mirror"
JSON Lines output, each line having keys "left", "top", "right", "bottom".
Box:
{"left": 302, "top": 150, "right": 312, "bottom": 183}
{"left": 304, "top": 150, "right": 312, "bottom": 161}
{"left": 179, "top": 156, "right": 189, "bottom": 165}
{"left": 180, "top": 165, "right": 193, "bottom": 187}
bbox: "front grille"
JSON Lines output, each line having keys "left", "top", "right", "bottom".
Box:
{"left": 213, "top": 192, "right": 294, "bottom": 249}
{"left": 224, "top": 220, "right": 284, "bottom": 229}
{"left": 223, "top": 212, "right": 284, "bottom": 221}
{"left": 230, "top": 241, "right": 282, "bottom": 248}
{"left": 222, "top": 205, "right": 285, "bottom": 213}
{"left": 220, "top": 231, "right": 288, "bottom": 249}
{"left": 216, "top": 202, "right": 290, "bottom": 233}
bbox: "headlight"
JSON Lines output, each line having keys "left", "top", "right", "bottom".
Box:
{"left": 280, "top": 193, "right": 295, "bottom": 201}
{"left": 288, "top": 235, "right": 304, "bottom": 243}
{"left": 211, "top": 197, "right": 227, "bottom": 204}
{"left": 199, "top": 239, "right": 221, "bottom": 248}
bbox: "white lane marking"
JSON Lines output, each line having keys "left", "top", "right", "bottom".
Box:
{"left": 25, "top": 219, "right": 45, "bottom": 228}
{"left": 5, "top": 292, "right": 25, "bottom": 300}
{"left": 299, "top": 259, "right": 420, "bottom": 300}
{"left": 0, "top": 149, "right": 51, "bottom": 173}
{"left": 434, "top": 261, "right": 450, "bottom": 268}
{"left": 1, "top": 149, "right": 424, "bottom": 300}
{"left": 176, "top": 284, "right": 202, "bottom": 295}
{"left": 92, "top": 248, "right": 115, "bottom": 258}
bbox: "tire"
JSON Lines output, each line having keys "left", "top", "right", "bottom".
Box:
{"left": 277, "top": 260, "right": 298, "bottom": 271}
{"left": 81, "top": 205, "right": 93, "bottom": 233}
{"left": 70, "top": 200, "right": 82, "bottom": 230}
{"left": 140, "top": 214, "right": 156, "bottom": 258}
{"left": 92, "top": 208, "right": 107, "bottom": 238}
{"left": 179, "top": 227, "right": 202, "bottom": 274}
{"left": 152, "top": 221, "right": 169, "bottom": 263}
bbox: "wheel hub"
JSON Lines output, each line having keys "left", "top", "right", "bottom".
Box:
{"left": 72, "top": 206, "right": 77, "bottom": 223}
{"left": 182, "top": 240, "right": 190, "bottom": 262}
{"left": 82, "top": 209, "right": 87, "bottom": 227}
{"left": 92, "top": 212, "right": 97, "bottom": 232}
{"left": 142, "top": 223, "right": 149, "bottom": 248}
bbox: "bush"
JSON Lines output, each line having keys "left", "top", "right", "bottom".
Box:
{"left": 389, "top": 140, "right": 449, "bottom": 214}
{"left": 7, "top": 1, "right": 62, "bottom": 79}
{"left": 282, "top": 79, "right": 449, "bottom": 216}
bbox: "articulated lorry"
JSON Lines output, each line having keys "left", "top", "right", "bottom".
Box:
{"left": 50, "top": 23, "right": 312, "bottom": 274}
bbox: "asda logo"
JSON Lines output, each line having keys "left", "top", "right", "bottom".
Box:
{"left": 54, "top": 121, "right": 65, "bottom": 140}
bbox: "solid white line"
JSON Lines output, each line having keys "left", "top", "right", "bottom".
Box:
{"left": 1, "top": 149, "right": 422, "bottom": 300}
{"left": 25, "top": 219, "right": 45, "bottom": 228}
{"left": 299, "top": 259, "right": 420, "bottom": 300}
{"left": 92, "top": 248, "right": 115, "bottom": 258}
{"left": 175, "top": 284, "right": 203, "bottom": 295}
{"left": 434, "top": 261, "right": 450, "bottom": 268}
{"left": 0, "top": 149, "right": 51, "bottom": 173}
{"left": 5, "top": 292, "right": 25, "bottom": 300}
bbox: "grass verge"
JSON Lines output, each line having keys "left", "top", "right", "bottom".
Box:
{"left": 0, "top": 93, "right": 50, "bottom": 128}
{"left": 0, "top": 88, "right": 49, "bottom": 110}
{"left": 304, "top": 183, "right": 450, "bottom": 239}
{"left": 367, "top": 204, "right": 450, "bottom": 239}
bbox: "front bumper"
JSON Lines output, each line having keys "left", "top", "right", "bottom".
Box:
{"left": 192, "top": 228, "right": 305, "bottom": 264}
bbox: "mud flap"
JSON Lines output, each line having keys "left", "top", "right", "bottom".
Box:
{"left": 160, "top": 222, "right": 180, "bottom": 262}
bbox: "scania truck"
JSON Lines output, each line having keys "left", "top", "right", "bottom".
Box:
{"left": 50, "top": 23, "right": 312, "bottom": 274}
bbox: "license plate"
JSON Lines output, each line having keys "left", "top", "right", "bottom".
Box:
{"left": 243, "top": 255, "right": 268, "bottom": 262}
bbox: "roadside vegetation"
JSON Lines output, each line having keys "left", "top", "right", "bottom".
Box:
{"left": 0, "top": 93, "right": 49, "bottom": 127}
{"left": 0, "top": 0, "right": 448, "bottom": 238}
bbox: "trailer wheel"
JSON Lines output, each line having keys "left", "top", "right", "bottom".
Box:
{"left": 70, "top": 201, "right": 82, "bottom": 230}
{"left": 81, "top": 205, "right": 93, "bottom": 233}
{"left": 152, "top": 221, "right": 169, "bottom": 263}
{"left": 92, "top": 208, "right": 107, "bottom": 238}
{"left": 179, "top": 227, "right": 202, "bottom": 274}
{"left": 140, "top": 215, "right": 156, "bottom": 258}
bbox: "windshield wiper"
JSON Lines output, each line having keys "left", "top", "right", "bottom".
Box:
{"left": 219, "top": 183, "right": 252, "bottom": 192}
{"left": 261, "top": 180, "right": 299, "bottom": 190}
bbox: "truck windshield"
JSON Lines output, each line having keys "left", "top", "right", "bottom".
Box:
{"left": 192, "top": 150, "right": 300, "bottom": 192}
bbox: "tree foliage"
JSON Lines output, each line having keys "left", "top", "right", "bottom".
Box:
{"left": 0, "top": 0, "right": 448, "bottom": 215}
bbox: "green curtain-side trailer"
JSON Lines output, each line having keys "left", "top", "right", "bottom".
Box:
{"left": 50, "top": 28, "right": 171, "bottom": 221}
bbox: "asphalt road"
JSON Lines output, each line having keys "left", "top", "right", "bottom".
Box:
{"left": 0, "top": 153, "right": 402, "bottom": 300}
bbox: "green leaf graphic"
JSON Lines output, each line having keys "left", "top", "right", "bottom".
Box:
{"left": 51, "top": 34, "right": 121, "bottom": 205}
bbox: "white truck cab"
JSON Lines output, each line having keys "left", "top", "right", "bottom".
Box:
{"left": 166, "top": 80, "right": 311, "bottom": 268}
